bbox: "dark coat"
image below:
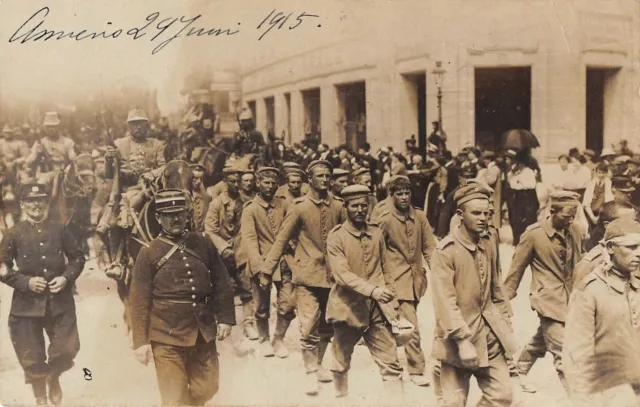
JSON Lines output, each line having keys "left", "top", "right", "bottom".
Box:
{"left": 0, "top": 220, "right": 85, "bottom": 317}
{"left": 129, "top": 231, "right": 236, "bottom": 349}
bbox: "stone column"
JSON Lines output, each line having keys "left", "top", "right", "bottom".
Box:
{"left": 320, "top": 83, "right": 339, "bottom": 147}
{"left": 255, "top": 98, "right": 267, "bottom": 137}
{"left": 290, "top": 90, "right": 304, "bottom": 144}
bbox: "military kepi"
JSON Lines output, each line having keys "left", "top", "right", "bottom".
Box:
{"left": 155, "top": 189, "right": 189, "bottom": 213}
{"left": 21, "top": 183, "right": 48, "bottom": 200}
{"left": 341, "top": 184, "right": 371, "bottom": 202}
{"left": 453, "top": 183, "right": 491, "bottom": 207}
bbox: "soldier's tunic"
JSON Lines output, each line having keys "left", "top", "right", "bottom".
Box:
{"left": 325, "top": 221, "right": 403, "bottom": 380}
{"left": 503, "top": 218, "right": 583, "bottom": 384}
{"left": 431, "top": 228, "right": 517, "bottom": 407}
{"left": 204, "top": 191, "right": 250, "bottom": 301}
{"left": 25, "top": 136, "right": 77, "bottom": 172}
{"left": 129, "top": 231, "right": 235, "bottom": 406}
{"left": 377, "top": 204, "right": 436, "bottom": 375}
{"left": 0, "top": 219, "right": 85, "bottom": 383}
{"left": 564, "top": 266, "right": 640, "bottom": 405}
{"left": 114, "top": 135, "right": 166, "bottom": 182}
{"left": 0, "top": 138, "right": 30, "bottom": 184}
{"left": 241, "top": 195, "right": 296, "bottom": 333}
{"left": 263, "top": 190, "right": 344, "bottom": 372}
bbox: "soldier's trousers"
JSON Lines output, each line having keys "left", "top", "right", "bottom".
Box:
{"left": 295, "top": 285, "right": 333, "bottom": 372}
{"left": 151, "top": 335, "right": 219, "bottom": 406}
{"left": 440, "top": 353, "right": 513, "bottom": 407}
{"left": 331, "top": 305, "right": 403, "bottom": 381}
{"left": 9, "top": 310, "right": 80, "bottom": 384}
{"left": 224, "top": 260, "right": 253, "bottom": 303}
{"left": 516, "top": 314, "right": 566, "bottom": 388}
{"left": 251, "top": 264, "right": 296, "bottom": 326}
{"left": 398, "top": 300, "right": 426, "bottom": 375}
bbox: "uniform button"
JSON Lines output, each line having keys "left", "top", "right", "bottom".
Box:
{"left": 44, "top": 269, "right": 47, "bottom": 272}
{"left": 189, "top": 279, "right": 194, "bottom": 283}
{"left": 180, "top": 250, "right": 184, "bottom": 253}
{"left": 192, "top": 294, "right": 196, "bottom": 299}
{"left": 192, "top": 303, "right": 196, "bottom": 307}
{"left": 183, "top": 257, "right": 187, "bottom": 260}
{"left": 192, "top": 287, "right": 196, "bottom": 291}
{"left": 42, "top": 256, "right": 46, "bottom": 259}
{"left": 38, "top": 230, "right": 42, "bottom": 233}
{"left": 185, "top": 263, "right": 190, "bottom": 267}
{"left": 39, "top": 242, "right": 44, "bottom": 246}
{"left": 188, "top": 271, "right": 192, "bottom": 276}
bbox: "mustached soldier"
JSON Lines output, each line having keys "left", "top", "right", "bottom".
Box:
{"left": 0, "top": 183, "right": 85, "bottom": 406}
{"left": 129, "top": 189, "right": 235, "bottom": 406}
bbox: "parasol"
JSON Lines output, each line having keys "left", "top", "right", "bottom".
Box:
{"left": 501, "top": 129, "right": 540, "bottom": 151}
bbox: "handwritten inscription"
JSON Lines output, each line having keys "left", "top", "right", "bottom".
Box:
{"left": 83, "top": 368, "right": 93, "bottom": 381}
{"left": 257, "top": 10, "right": 320, "bottom": 41}
{"left": 8, "top": 7, "right": 321, "bottom": 55}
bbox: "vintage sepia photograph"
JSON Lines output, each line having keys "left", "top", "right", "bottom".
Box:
{"left": 1, "top": 0, "right": 640, "bottom": 406}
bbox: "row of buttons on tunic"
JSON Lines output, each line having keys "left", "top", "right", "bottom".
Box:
{"left": 182, "top": 251, "right": 198, "bottom": 307}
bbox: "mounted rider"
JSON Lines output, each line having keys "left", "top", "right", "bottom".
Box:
{"left": 24, "top": 112, "right": 77, "bottom": 185}
{"left": 234, "top": 108, "right": 265, "bottom": 157}
{"left": 110, "top": 108, "right": 166, "bottom": 228}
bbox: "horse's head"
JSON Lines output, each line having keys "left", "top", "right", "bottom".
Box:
{"left": 161, "top": 160, "right": 194, "bottom": 196}
{"left": 70, "top": 154, "right": 97, "bottom": 197}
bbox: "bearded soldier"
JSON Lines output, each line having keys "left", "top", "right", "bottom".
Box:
{"left": 110, "top": 108, "right": 166, "bottom": 218}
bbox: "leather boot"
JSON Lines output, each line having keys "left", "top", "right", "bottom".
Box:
{"left": 255, "top": 318, "right": 270, "bottom": 342}
{"left": 272, "top": 316, "right": 291, "bottom": 358}
{"left": 301, "top": 348, "right": 320, "bottom": 395}
{"left": 242, "top": 303, "right": 259, "bottom": 341}
{"left": 316, "top": 339, "right": 333, "bottom": 383}
{"left": 259, "top": 338, "right": 275, "bottom": 358}
{"left": 31, "top": 379, "right": 47, "bottom": 406}
{"left": 47, "top": 374, "right": 63, "bottom": 406}
{"left": 333, "top": 371, "right": 348, "bottom": 398}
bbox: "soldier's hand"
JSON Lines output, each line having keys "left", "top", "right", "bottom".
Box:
{"left": 457, "top": 339, "right": 479, "bottom": 368}
{"left": 0, "top": 263, "right": 10, "bottom": 279}
{"left": 371, "top": 287, "right": 395, "bottom": 304}
{"left": 217, "top": 324, "right": 232, "bottom": 341}
{"left": 48, "top": 276, "right": 68, "bottom": 293}
{"left": 28, "top": 277, "right": 48, "bottom": 293}
{"left": 134, "top": 344, "right": 153, "bottom": 366}
{"left": 221, "top": 248, "right": 234, "bottom": 261}
{"left": 140, "top": 172, "right": 155, "bottom": 183}
{"left": 258, "top": 272, "right": 272, "bottom": 288}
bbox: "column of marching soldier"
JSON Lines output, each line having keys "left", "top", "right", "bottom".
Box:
{"left": 2, "top": 110, "right": 640, "bottom": 407}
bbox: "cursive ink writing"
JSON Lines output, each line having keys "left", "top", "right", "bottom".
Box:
{"left": 8, "top": 7, "right": 240, "bottom": 55}
{"left": 256, "top": 10, "right": 320, "bottom": 41}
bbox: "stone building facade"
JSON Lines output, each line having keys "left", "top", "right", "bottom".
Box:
{"left": 240, "top": 0, "right": 640, "bottom": 159}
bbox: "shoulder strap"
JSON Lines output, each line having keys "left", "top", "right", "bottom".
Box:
{"left": 156, "top": 236, "right": 208, "bottom": 268}
{"left": 155, "top": 237, "right": 184, "bottom": 270}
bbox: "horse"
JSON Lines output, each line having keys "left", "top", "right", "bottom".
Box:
{"left": 101, "top": 160, "right": 195, "bottom": 344}
{"left": 191, "top": 137, "right": 234, "bottom": 188}
{"left": 46, "top": 154, "right": 97, "bottom": 256}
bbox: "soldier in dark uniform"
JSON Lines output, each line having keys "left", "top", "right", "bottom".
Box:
{"left": 0, "top": 183, "right": 85, "bottom": 406}
{"left": 129, "top": 189, "right": 235, "bottom": 406}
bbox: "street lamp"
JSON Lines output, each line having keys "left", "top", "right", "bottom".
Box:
{"left": 432, "top": 61, "right": 446, "bottom": 133}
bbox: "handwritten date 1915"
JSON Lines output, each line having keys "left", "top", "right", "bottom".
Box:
{"left": 257, "top": 10, "right": 320, "bottom": 41}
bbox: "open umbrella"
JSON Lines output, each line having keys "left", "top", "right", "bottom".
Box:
{"left": 501, "top": 129, "right": 540, "bottom": 151}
